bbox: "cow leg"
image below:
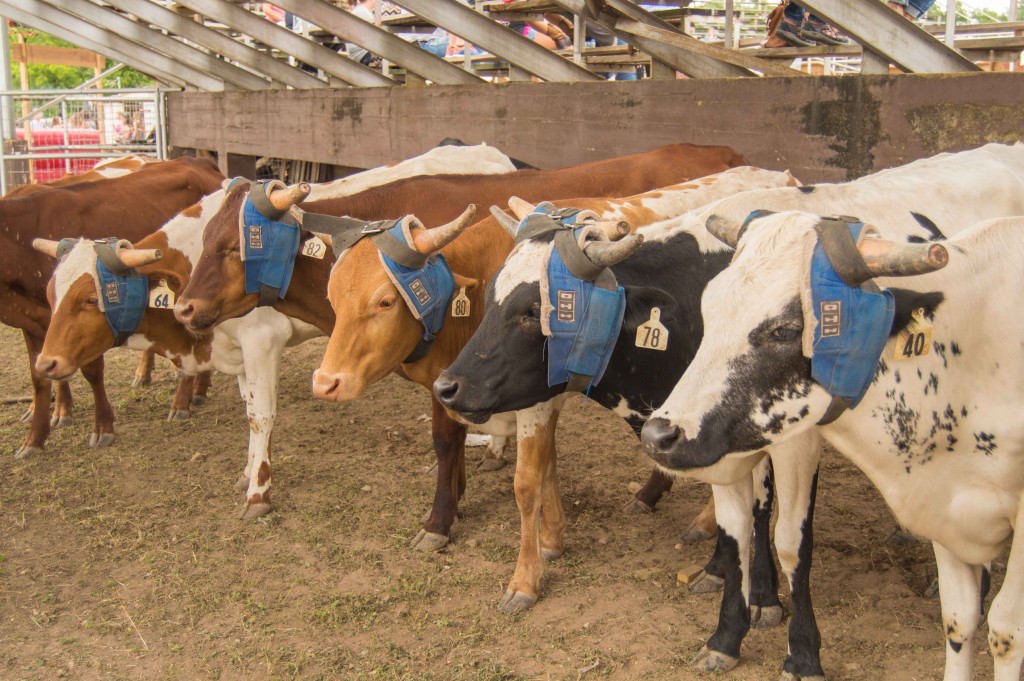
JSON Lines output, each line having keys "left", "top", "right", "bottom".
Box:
{"left": 50, "top": 380, "right": 73, "bottom": 428}
{"left": 538, "top": 405, "right": 566, "bottom": 561}
{"left": 192, "top": 370, "right": 212, "bottom": 406}
{"left": 79, "top": 356, "right": 116, "bottom": 448}
{"left": 132, "top": 350, "right": 156, "bottom": 388}
{"left": 931, "top": 542, "right": 981, "bottom": 681}
{"left": 773, "top": 433, "right": 824, "bottom": 681}
{"left": 625, "top": 466, "right": 674, "bottom": 514}
{"left": 237, "top": 332, "right": 284, "bottom": 521}
{"left": 692, "top": 478, "right": 753, "bottom": 673}
{"left": 681, "top": 494, "right": 719, "bottom": 542}
{"left": 410, "top": 397, "right": 466, "bottom": 552}
{"left": 234, "top": 375, "right": 253, "bottom": 492}
{"left": 988, "top": 499, "right": 1024, "bottom": 681}
{"left": 167, "top": 370, "right": 196, "bottom": 422}
{"left": 17, "top": 331, "right": 51, "bottom": 458}
{"left": 749, "top": 457, "right": 783, "bottom": 630}
{"left": 478, "top": 434, "right": 508, "bottom": 472}
{"left": 499, "top": 403, "right": 559, "bottom": 614}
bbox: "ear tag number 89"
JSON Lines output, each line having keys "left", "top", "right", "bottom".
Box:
{"left": 636, "top": 307, "right": 668, "bottom": 351}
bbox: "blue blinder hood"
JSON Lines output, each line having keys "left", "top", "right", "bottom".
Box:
{"left": 240, "top": 180, "right": 302, "bottom": 306}
{"left": 514, "top": 204, "right": 626, "bottom": 394}
{"left": 807, "top": 218, "right": 895, "bottom": 423}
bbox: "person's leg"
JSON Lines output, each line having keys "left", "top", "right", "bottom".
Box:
{"left": 775, "top": 3, "right": 816, "bottom": 47}
{"left": 905, "top": 0, "right": 936, "bottom": 18}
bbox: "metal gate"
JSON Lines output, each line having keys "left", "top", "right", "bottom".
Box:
{"left": 0, "top": 86, "right": 169, "bottom": 195}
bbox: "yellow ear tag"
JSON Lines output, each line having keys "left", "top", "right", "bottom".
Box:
{"left": 893, "top": 308, "right": 932, "bottom": 360}
{"left": 301, "top": 235, "right": 327, "bottom": 259}
{"left": 636, "top": 307, "right": 668, "bottom": 351}
{"left": 148, "top": 279, "right": 175, "bottom": 309}
{"left": 451, "top": 287, "right": 471, "bottom": 317}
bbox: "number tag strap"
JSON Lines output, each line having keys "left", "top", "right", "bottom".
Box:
{"left": 806, "top": 218, "right": 895, "bottom": 425}
{"left": 93, "top": 239, "right": 148, "bottom": 347}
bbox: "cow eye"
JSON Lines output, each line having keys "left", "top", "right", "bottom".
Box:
{"left": 770, "top": 326, "right": 800, "bottom": 342}
{"left": 86, "top": 296, "right": 99, "bottom": 306}
{"left": 524, "top": 303, "right": 541, "bottom": 321}
{"left": 378, "top": 297, "right": 396, "bottom": 310}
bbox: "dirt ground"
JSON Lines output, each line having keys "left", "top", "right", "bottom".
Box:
{"left": 0, "top": 324, "right": 1003, "bottom": 681}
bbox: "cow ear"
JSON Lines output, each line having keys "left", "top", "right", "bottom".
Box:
{"left": 622, "top": 285, "right": 677, "bottom": 332}
{"left": 888, "top": 288, "right": 944, "bottom": 338}
{"left": 453, "top": 271, "right": 479, "bottom": 292}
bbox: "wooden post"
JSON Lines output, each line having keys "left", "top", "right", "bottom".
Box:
{"left": 94, "top": 52, "right": 106, "bottom": 147}
{"left": 15, "top": 30, "right": 34, "bottom": 183}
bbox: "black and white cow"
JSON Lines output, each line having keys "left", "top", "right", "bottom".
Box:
{"left": 641, "top": 212, "right": 1024, "bottom": 681}
{"left": 435, "top": 203, "right": 826, "bottom": 676}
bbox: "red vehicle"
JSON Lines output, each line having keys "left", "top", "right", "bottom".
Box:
{"left": 17, "top": 128, "right": 101, "bottom": 182}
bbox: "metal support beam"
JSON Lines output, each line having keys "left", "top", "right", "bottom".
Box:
{"left": 395, "top": 0, "right": 600, "bottom": 82}
{"left": 799, "top": 0, "right": 980, "bottom": 72}
{"left": 101, "top": 0, "right": 327, "bottom": 90}
{"left": 173, "top": 0, "right": 396, "bottom": 87}
{"left": 552, "top": 0, "right": 755, "bottom": 78}
{"left": 57, "top": 0, "right": 270, "bottom": 90}
{"left": 0, "top": 13, "right": 14, "bottom": 138}
{"left": 0, "top": 0, "right": 214, "bottom": 89}
{"left": 274, "top": 0, "right": 482, "bottom": 85}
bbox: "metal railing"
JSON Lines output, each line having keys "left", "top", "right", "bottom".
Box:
{"left": 0, "top": 86, "right": 170, "bottom": 195}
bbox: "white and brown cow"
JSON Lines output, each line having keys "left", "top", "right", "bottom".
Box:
{"left": 643, "top": 212, "right": 1024, "bottom": 681}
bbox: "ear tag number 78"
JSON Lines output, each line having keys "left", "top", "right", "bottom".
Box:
{"left": 636, "top": 307, "right": 668, "bottom": 351}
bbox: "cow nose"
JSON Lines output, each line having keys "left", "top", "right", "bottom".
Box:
{"left": 35, "top": 355, "right": 59, "bottom": 377}
{"left": 641, "top": 417, "right": 683, "bottom": 457}
{"left": 311, "top": 369, "right": 342, "bottom": 401}
{"left": 432, "top": 374, "right": 461, "bottom": 407}
{"left": 174, "top": 300, "right": 194, "bottom": 322}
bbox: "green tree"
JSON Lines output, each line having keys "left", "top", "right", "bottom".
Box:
{"left": 8, "top": 26, "right": 154, "bottom": 89}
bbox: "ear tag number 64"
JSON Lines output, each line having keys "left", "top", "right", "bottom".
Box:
{"left": 636, "top": 307, "right": 668, "bottom": 351}
{"left": 149, "top": 279, "right": 176, "bottom": 309}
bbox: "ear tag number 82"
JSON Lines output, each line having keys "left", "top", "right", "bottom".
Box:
{"left": 893, "top": 307, "right": 932, "bottom": 360}
{"left": 636, "top": 307, "right": 668, "bottom": 351}
{"left": 302, "top": 235, "right": 327, "bottom": 259}
{"left": 149, "top": 279, "right": 176, "bottom": 309}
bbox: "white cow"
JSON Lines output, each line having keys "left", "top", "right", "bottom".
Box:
{"left": 644, "top": 211, "right": 1024, "bottom": 681}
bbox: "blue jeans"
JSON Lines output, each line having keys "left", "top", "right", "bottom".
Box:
{"left": 419, "top": 36, "right": 449, "bottom": 57}
{"left": 893, "top": 0, "right": 936, "bottom": 17}
{"left": 783, "top": 3, "right": 825, "bottom": 25}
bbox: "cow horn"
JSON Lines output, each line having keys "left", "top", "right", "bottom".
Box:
{"left": 267, "top": 181, "right": 311, "bottom": 212}
{"left": 507, "top": 196, "right": 536, "bottom": 221}
{"left": 858, "top": 237, "right": 949, "bottom": 278}
{"left": 591, "top": 220, "right": 630, "bottom": 242}
{"left": 489, "top": 206, "right": 519, "bottom": 238}
{"left": 583, "top": 233, "right": 645, "bottom": 268}
{"left": 32, "top": 238, "right": 61, "bottom": 258}
{"left": 411, "top": 204, "right": 478, "bottom": 254}
{"left": 706, "top": 214, "right": 744, "bottom": 247}
{"left": 118, "top": 247, "right": 164, "bottom": 268}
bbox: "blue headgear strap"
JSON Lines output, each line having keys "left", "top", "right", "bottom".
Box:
{"left": 92, "top": 239, "right": 148, "bottom": 347}
{"left": 809, "top": 217, "right": 895, "bottom": 424}
{"left": 242, "top": 180, "right": 302, "bottom": 307}
{"left": 513, "top": 205, "right": 626, "bottom": 394}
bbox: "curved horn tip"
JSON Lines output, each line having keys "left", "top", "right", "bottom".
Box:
{"left": 489, "top": 205, "right": 519, "bottom": 237}
{"left": 705, "top": 214, "right": 742, "bottom": 247}
{"left": 32, "top": 238, "right": 60, "bottom": 257}
{"left": 507, "top": 196, "right": 536, "bottom": 220}
{"left": 927, "top": 243, "right": 949, "bottom": 268}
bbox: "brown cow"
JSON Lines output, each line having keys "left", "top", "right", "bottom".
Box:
{"left": 172, "top": 145, "right": 753, "bottom": 562}
{"left": 0, "top": 156, "right": 224, "bottom": 458}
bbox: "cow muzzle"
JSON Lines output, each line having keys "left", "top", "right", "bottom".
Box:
{"left": 640, "top": 417, "right": 683, "bottom": 466}
{"left": 432, "top": 373, "right": 492, "bottom": 424}
{"left": 311, "top": 369, "right": 363, "bottom": 402}
{"left": 34, "top": 354, "right": 75, "bottom": 381}
{"left": 174, "top": 299, "right": 217, "bottom": 332}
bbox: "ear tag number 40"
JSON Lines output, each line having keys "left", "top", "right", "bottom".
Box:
{"left": 302, "top": 235, "right": 327, "bottom": 259}
{"left": 636, "top": 307, "right": 668, "bottom": 351}
{"left": 149, "top": 279, "right": 176, "bottom": 309}
{"left": 451, "top": 287, "right": 470, "bottom": 318}
{"left": 894, "top": 308, "right": 932, "bottom": 360}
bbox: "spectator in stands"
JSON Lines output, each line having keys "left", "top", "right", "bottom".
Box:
{"left": 887, "top": 0, "right": 936, "bottom": 19}
{"left": 130, "top": 112, "right": 146, "bottom": 142}
{"left": 115, "top": 112, "right": 131, "bottom": 142}
{"left": 49, "top": 115, "right": 62, "bottom": 129}
{"left": 29, "top": 112, "right": 47, "bottom": 130}
{"left": 347, "top": 0, "right": 382, "bottom": 67}
{"left": 764, "top": 1, "right": 849, "bottom": 47}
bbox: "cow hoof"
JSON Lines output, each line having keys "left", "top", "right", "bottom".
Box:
{"left": 235, "top": 474, "right": 250, "bottom": 492}
{"left": 88, "top": 432, "right": 115, "bottom": 448}
{"left": 167, "top": 409, "right": 192, "bottom": 422}
{"left": 409, "top": 529, "right": 449, "bottom": 553}
{"left": 751, "top": 604, "right": 784, "bottom": 629}
{"left": 191, "top": 395, "right": 207, "bottom": 407}
{"left": 923, "top": 577, "right": 940, "bottom": 600}
{"left": 50, "top": 414, "right": 72, "bottom": 429}
{"left": 884, "top": 526, "right": 921, "bottom": 547}
{"left": 622, "top": 498, "right": 654, "bottom": 514}
{"left": 13, "top": 444, "right": 43, "bottom": 460}
{"left": 131, "top": 375, "right": 152, "bottom": 388}
{"left": 541, "top": 546, "right": 564, "bottom": 561}
{"left": 680, "top": 521, "right": 716, "bottom": 543}
{"left": 687, "top": 571, "right": 725, "bottom": 594}
{"left": 239, "top": 502, "right": 272, "bottom": 520}
{"left": 692, "top": 645, "right": 738, "bottom": 673}
{"left": 498, "top": 590, "right": 537, "bottom": 614}
{"left": 780, "top": 673, "right": 825, "bottom": 681}
{"left": 476, "top": 456, "right": 506, "bottom": 472}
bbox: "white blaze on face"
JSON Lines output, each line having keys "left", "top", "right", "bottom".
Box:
{"left": 651, "top": 212, "right": 821, "bottom": 442}
{"left": 161, "top": 189, "right": 229, "bottom": 268}
{"left": 493, "top": 240, "right": 551, "bottom": 305}
{"left": 53, "top": 240, "right": 102, "bottom": 311}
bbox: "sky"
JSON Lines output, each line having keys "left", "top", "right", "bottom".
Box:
{"left": 958, "top": 0, "right": 1015, "bottom": 11}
